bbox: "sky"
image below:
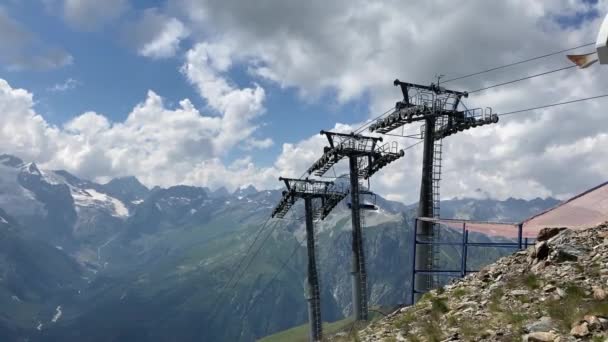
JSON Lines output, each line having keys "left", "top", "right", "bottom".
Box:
{"left": 1, "top": 0, "right": 607, "bottom": 204}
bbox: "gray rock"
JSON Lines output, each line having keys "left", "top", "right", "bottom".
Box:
{"left": 511, "top": 289, "right": 530, "bottom": 296}
{"left": 535, "top": 241, "right": 550, "bottom": 260}
{"left": 537, "top": 227, "right": 567, "bottom": 241}
{"left": 525, "top": 331, "right": 557, "bottom": 341}
{"left": 526, "top": 316, "right": 556, "bottom": 333}
{"left": 552, "top": 244, "right": 586, "bottom": 262}
{"left": 570, "top": 321, "right": 590, "bottom": 337}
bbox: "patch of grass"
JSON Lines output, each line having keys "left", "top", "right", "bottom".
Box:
{"left": 488, "top": 288, "right": 504, "bottom": 312}
{"left": 259, "top": 316, "right": 355, "bottom": 342}
{"left": 523, "top": 274, "right": 540, "bottom": 289}
{"left": 406, "top": 334, "right": 422, "bottom": 342}
{"left": 452, "top": 287, "right": 468, "bottom": 299}
{"left": 459, "top": 320, "right": 480, "bottom": 340}
{"left": 505, "top": 273, "right": 541, "bottom": 290}
{"left": 395, "top": 311, "right": 416, "bottom": 331}
{"left": 446, "top": 314, "right": 458, "bottom": 327}
{"left": 588, "top": 299, "right": 608, "bottom": 317}
{"left": 544, "top": 282, "right": 589, "bottom": 331}
{"left": 430, "top": 296, "right": 449, "bottom": 318}
{"left": 419, "top": 320, "right": 443, "bottom": 342}
{"left": 588, "top": 263, "right": 602, "bottom": 277}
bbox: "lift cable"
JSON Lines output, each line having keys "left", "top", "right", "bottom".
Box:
{"left": 442, "top": 42, "right": 595, "bottom": 83}
{"left": 240, "top": 237, "right": 301, "bottom": 320}
{"left": 208, "top": 218, "right": 280, "bottom": 317}
{"left": 353, "top": 42, "right": 595, "bottom": 134}
{"left": 468, "top": 65, "right": 576, "bottom": 94}
{"left": 498, "top": 94, "right": 608, "bottom": 117}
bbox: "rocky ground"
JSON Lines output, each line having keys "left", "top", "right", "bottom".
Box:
{"left": 332, "top": 224, "right": 608, "bottom": 341}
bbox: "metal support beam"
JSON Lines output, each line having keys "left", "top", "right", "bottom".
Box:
{"left": 349, "top": 156, "right": 368, "bottom": 321}
{"left": 414, "top": 117, "right": 436, "bottom": 302}
{"left": 304, "top": 198, "right": 322, "bottom": 342}
{"left": 271, "top": 177, "right": 349, "bottom": 342}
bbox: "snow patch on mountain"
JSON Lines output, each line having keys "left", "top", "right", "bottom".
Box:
{"left": 72, "top": 189, "right": 129, "bottom": 218}
{"left": 51, "top": 305, "right": 62, "bottom": 323}
{"left": 0, "top": 215, "right": 7, "bottom": 224}
{"left": 39, "top": 169, "right": 67, "bottom": 185}
{"left": 0, "top": 163, "right": 46, "bottom": 217}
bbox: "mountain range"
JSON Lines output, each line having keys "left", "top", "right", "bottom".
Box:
{"left": 0, "top": 153, "right": 560, "bottom": 341}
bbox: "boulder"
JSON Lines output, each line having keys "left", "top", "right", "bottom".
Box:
{"left": 537, "top": 227, "right": 567, "bottom": 241}
{"left": 525, "top": 331, "right": 557, "bottom": 341}
{"left": 570, "top": 321, "right": 590, "bottom": 337}
{"left": 551, "top": 244, "right": 585, "bottom": 262}
{"left": 593, "top": 286, "right": 607, "bottom": 300}
{"left": 535, "top": 241, "right": 550, "bottom": 260}
{"left": 584, "top": 315, "right": 602, "bottom": 331}
{"left": 526, "top": 317, "right": 556, "bottom": 333}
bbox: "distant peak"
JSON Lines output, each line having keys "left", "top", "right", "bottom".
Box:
{"left": 24, "top": 162, "right": 41, "bottom": 176}
{"left": 235, "top": 184, "right": 258, "bottom": 195}
{"left": 0, "top": 154, "right": 24, "bottom": 167}
{"left": 107, "top": 176, "right": 147, "bottom": 189}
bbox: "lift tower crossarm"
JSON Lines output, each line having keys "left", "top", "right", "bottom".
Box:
{"left": 270, "top": 177, "right": 349, "bottom": 342}
{"left": 307, "top": 131, "right": 404, "bottom": 178}
{"left": 369, "top": 80, "right": 498, "bottom": 135}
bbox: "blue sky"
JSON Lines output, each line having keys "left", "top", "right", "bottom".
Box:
{"left": 1, "top": 0, "right": 607, "bottom": 203}
{"left": 2, "top": 0, "right": 372, "bottom": 167}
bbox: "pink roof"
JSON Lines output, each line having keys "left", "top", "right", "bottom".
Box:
{"left": 423, "top": 180, "right": 608, "bottom": 239}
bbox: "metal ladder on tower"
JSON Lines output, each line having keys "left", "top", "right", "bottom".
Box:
{"left": 307, "top": 231, "right": 322, "bottom": 340}
{"left": 358, "top": 184, "right": 368, "bottom": 318}
{"left": 426, "top": 114, "right": 445, "bottom": 289}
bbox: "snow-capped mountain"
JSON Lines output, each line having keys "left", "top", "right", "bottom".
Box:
{"left": 0, "top": 153, "right": 561, "bottom": 342}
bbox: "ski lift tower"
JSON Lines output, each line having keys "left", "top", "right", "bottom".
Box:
{"left": 369, "top": 79, "right": 498, "bottom": 301}
{"left": 307, "top": 131, "right": 405, "bottom": 321}
{"left": 271, "top": 177, "right": 349, "bottom": 342}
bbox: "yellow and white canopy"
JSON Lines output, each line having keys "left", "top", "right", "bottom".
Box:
{"left": 567, "top": 12, "right": 608, "bottom": 68}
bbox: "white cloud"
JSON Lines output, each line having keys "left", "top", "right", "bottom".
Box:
{"left": 140, "top": 17, "right": 188, "bottom": 58}
{"left": 0, "top": 56, "right": 272, "bottom": 191}
{"left": 48, "top": 78, "right": 80, "bottom": 92}
{"left": 182, "top": 42, "right": 266, "bottom": 152}
{"left": 4, "top": 0, "right": 608, "bottom": 204}
{"left": 124, "top": 8, "right": 189, "bottom": 59}
{"left": 161, "top": 0, "right": 608, "bottom": 203}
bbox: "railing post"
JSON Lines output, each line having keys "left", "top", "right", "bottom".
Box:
{"left": 411, "top": 218, "right": 418, "bottom": 304}
{"left": 460, "top": 223, "right": 466, "bottom": 278}
{"left": 517, "top": 223, "right": 523, "bottom": 250}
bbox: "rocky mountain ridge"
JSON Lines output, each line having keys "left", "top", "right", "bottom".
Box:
{"left": 344, "top": 224, "right": 608, "bottom": 341}
{"left": 0, "top": 153, "right": 562, "bottom": 341}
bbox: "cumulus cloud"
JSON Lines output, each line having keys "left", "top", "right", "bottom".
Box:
{"left": 162, "top": 0, "right": 608, "bottom": 202}
{"left": 124, "top": 8, "right": 189, "bottom": 59}
{"left": 0, "top": 56, "right": 273, "bottom": 191}
{"left": 0, "top": 6, "right": 72, "bottom": 70}
{"left": 3, "top": 0, "right": 608, "bottom": 203}
{"left": 182, "top": 42, "right": 266, "bottom": 151}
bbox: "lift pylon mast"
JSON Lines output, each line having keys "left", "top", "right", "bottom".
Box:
{"left": 271, "top": 177, "right": 349, "bottom": 342}
{"left": 370, "top": 79, "right": 499, "bottom": 301}
{"left": 307, "top": 131, "right": 404, "bottom": 321}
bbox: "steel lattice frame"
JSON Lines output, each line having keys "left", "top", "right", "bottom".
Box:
{"left": 370, "top": 79, "right": 498, "bottom": 302}
{"left": 271, "top": 177, "right": 348, "bottom": 342}
{"left": 307, "top": 130, "right": 405, "bottom": 322}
